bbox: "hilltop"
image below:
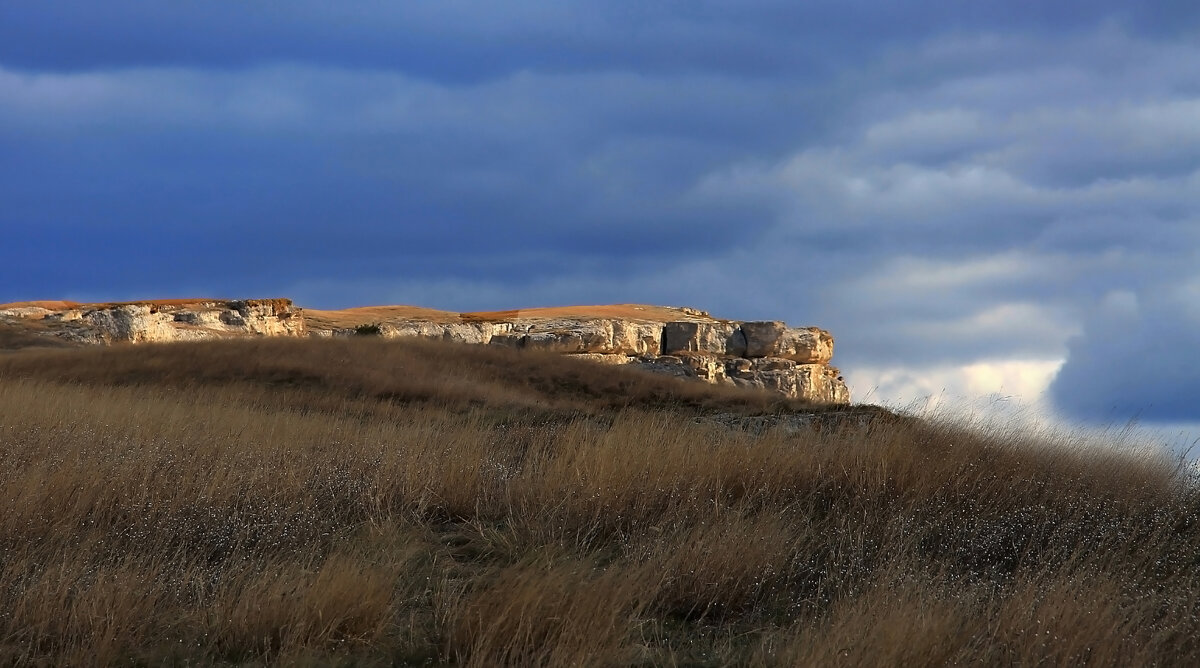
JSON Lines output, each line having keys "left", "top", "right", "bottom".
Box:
{"left": 0, "top": 298, "right": 848, "bottom": 403}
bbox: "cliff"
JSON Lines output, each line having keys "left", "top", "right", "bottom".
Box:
{"left": 0, "top": 299, "right": 849, "bottom": 404}
{"left": 0, "top": 299, "right": 304, "bottom": 344}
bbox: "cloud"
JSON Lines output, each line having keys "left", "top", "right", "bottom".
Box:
{"left": 3, "top": 3, "right": 1200, "bottom": 429}
{"left": 1051, "top": 284, "right": 1200, "bottom": 422}
{"left": 670, "top": 29, "right": 1200, "bottom": 422}
{"left": 8, "top": 2, "right": 1186, "bottom": 80}
{"left": 1, "top": 63, "right": 806, "bottom": 301}
{"left": 848, "top": 358, "right": 1064, "bottom": 409}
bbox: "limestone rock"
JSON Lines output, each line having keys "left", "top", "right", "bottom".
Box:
{"left": 219, "top": 310, "right": 246, "bottom": 326}
{"left": 7, "top": 298, "right": 850, "bottom": 404}
{"left": 612, "top": 320, "right": 664, "bottom": 355}
{"left": 0, "top": 306, "right": 52, "bottom": 319}
{"left": 50, "top": 299, "right": 304, "bottom": 344}
{"left": 480, "top": 319, "right": 663, "bottom": 356}
{"left": 633, "top": 354, "right": 729, "bottom": 384}
{"left": 662, "top": 321, "right": 746, "bottom": 356}
{"left": 78, "top": 305, "right": 190, "bottom": 344}
{"left": 632, "top": 355, "right": 695, "bottom": 379}
{"left": 378, "top": 321, "right": 493, "bottom": 345}
{"left": 43, "top": 308, "right": 85, "bottom": 323}
{"left": 487, "top": 330, "right": 526, "bottom": 348}
{"left": 520, "top": 320, "right": 615, "bottom": 353}
{"left": 726, "top": 357, "right": 849, "bottom": 404}
{"left": 740, "top": 321, "right": 833, "bottom": 363}
{"left": 685, "top": 354, "right": 727, "bottom": 383}
{"left": 224, "top": 299, "right": 305, "bottom": 337}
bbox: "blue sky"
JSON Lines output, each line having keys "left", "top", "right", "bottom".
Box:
{"left": 3, "top": 2, "right": 1200, "bottom": 436}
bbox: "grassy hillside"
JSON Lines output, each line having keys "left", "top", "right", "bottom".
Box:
{"left": 0, "top": 320, "right": 73, "bottom": 352}
{"left": 1, "top": 338, "right": 1198, "bottom": 665}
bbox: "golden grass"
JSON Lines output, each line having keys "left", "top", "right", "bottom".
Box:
{"left": 0, "top": 337, "right": 822, "bottom": 415}
{"left": 305, "top": 302, "right": 715, "bottom": 329}
{"left": 1, "top": 299, "right": 707, "bottom": 327}
{"left": 304, "top": 305, "right": 465, "bottom": 329}
{"left": 0, "top": 300, "right": 82, "bottom": 310}
{"left": 461, "top": 304, "right": 714, "bottom": 322}
{"left": 1, "top": 338, "right": 1198, "bottom": 665}
{"left": 0, "top": 321, "right": 73, "bottom": 352}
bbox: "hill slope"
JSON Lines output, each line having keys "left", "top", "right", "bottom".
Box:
{"left": 0, "top": 298, "right": 850, "bottom": 403}
{"left": 1, "top": 337, "right": 1197, "bottom": 665}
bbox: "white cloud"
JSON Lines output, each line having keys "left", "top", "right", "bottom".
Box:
{"left": 847, "top": 358, "right": 1063, "bottom": 409}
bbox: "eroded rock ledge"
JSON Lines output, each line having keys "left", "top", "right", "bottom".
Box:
{"left": 0, "top": 299, "right": 848, "bottom": 403}
{"left": 323, "top": 309, "right": 848, "bottom": 404}
{"left": 3, "top": 299, "right": 306, "bottom": 344}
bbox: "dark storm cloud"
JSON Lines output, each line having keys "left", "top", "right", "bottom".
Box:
{"left": 3, "top": 2, "right": 1200, "bottom": 420}
{"left": 1051, "top": 287, "right": 1200, "bottom": 422}
{"left": 0, "top": 65, "right": 800, "bottom": 298}
{"left": 4, "top": 1, "right": 1176, "bottom": 78}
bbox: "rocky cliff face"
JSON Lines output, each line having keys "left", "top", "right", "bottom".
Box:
{"left": 327, "top": 314, "right": 849, "bottom": 404}
{"left": 6, "top": 299, "right": 305, "bottom": 344}
{"left": 0, "top": 299, "right": 848, "bottom": 404}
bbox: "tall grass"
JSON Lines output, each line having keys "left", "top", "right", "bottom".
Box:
{"left": 1, "top": 338, "right": 1198, "bottom": 665}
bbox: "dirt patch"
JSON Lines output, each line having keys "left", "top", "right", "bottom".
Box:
{"left": 464, "top": 304, "right": 716, "bottom": 322}
{"left": 0, "top": 300, "right": 81, "bottom": 310}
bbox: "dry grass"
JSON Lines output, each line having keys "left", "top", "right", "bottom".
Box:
{"left": 460, "top": 304, "right": 713, "bottom": 322}
{"left": 304, "top": 302, "right": 714, "bottom": 330}
{"left": 0, "top": 337, "right": 821, "bottom": 415}
{"left": 0, "top": 300, "right": 82, "bottom": 310}
{"left": 304, "top": 305, "right": 465, "bottom": 329}
{"left": 0, "top": 321, "right": 74, "bottom": 352}
{"left": 1, "top": 338, "right": 1198, "bottom": 665}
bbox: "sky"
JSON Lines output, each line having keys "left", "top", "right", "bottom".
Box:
{"left": 3, "top": 2, "right": 1200, "bottom": 445}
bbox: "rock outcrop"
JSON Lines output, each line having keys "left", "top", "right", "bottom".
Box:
{"left": 740, "top": 321, "right": 834, "bottom": 363}
{"left": 333, "top": 313, "right": 848, "bottom": 404}
{"left": 662, "top": 321, "right": 746, "bottom": 357}
{"left": 28, "top": 299, "right": 304, "bottom": 344}
{"left": 1, "top": 299, "right": 849, "bottom": 404}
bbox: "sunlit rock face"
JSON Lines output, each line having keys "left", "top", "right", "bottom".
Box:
{"left": 739, "top": 321, "right": 834, "bottom": 364}
{"left": 5, "top": 299, "right": 848, "bottom": 404}
{"left": 39, "top": 299, "right": 304, "bottom": 344}
{"left": 336, "top": 313, "right": 848, "bottom": 404}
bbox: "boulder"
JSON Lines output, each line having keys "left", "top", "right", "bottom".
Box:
{"left": 521, "top": 320, "right": 614, "bottom": 353}
{"left": 487, "top": 319, "right": 663, "bottom": 355}
{"left": 683, "top": 354, "right": 727, "bottom": 383}
{"left": 632, "top": 355, "right": 695, "bottom": 379}
{"left": 740, "top": 321, "right": 833, "bottom": 363}
{"left": 612, "top": 320, "right": 664, "bottom": 355}
{"left": 219, "top": 310, "right": 246, "bottom": 326}
{"left": 380, "top": 321, "right": 493, "bottom": 345}
{"left": 487, "top": 330, "right": 526, "bottom": 348}
{"left": 662, "top": 321, "right": 746, "bottom": 356}
{"left": 726, "top": 358, "right": 848, "bottom": 404}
